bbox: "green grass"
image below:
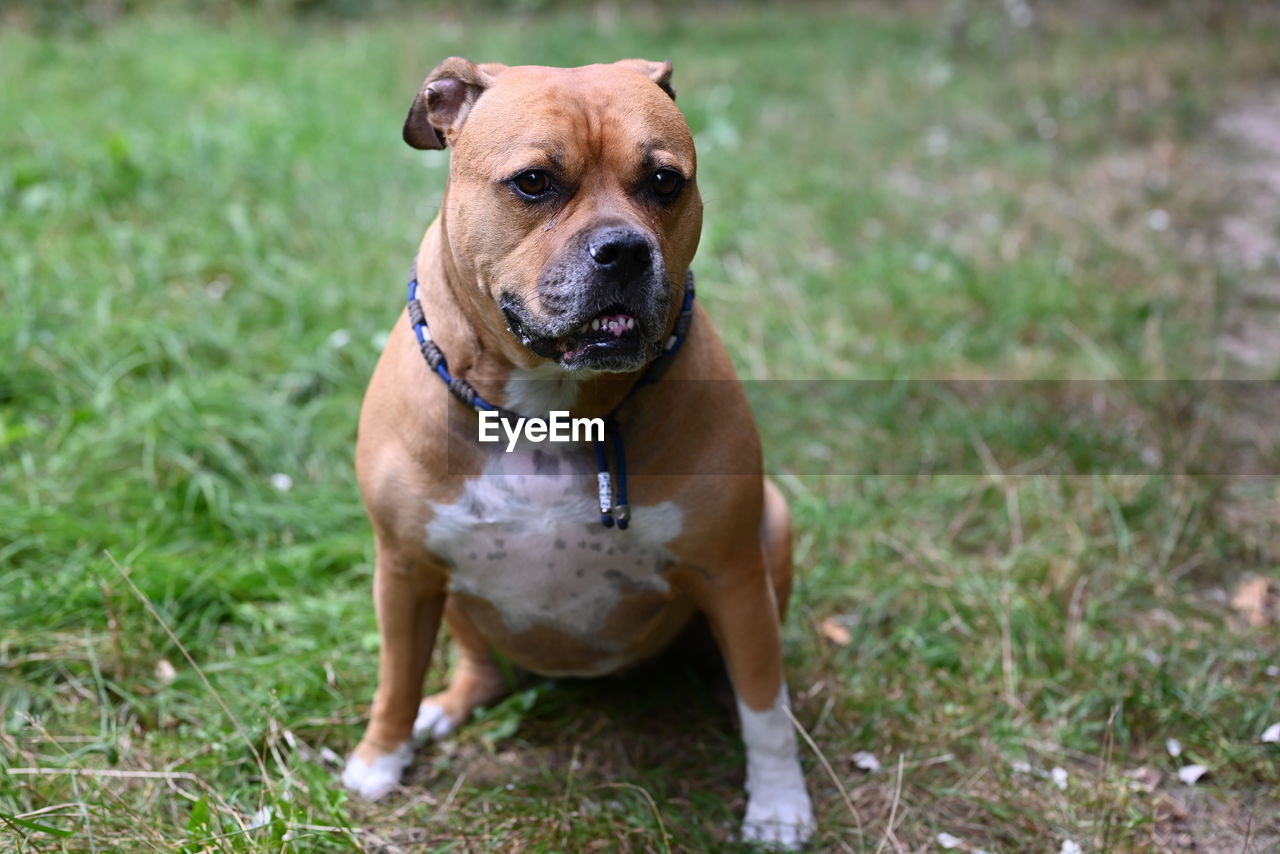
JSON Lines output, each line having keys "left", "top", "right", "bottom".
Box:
{"left": 3, "top": 3, "right": 1280, "bottom": 851}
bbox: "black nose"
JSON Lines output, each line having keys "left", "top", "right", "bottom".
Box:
{"left": 586, "top": 227, "right": 653, "bottom": 276}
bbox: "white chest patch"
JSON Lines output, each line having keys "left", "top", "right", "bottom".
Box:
{"left": 425, "top": 448, "right": 684, "bottom": 645}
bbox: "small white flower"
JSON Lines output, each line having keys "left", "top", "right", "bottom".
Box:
{"left": 937, "top": 831, "right": 964, "bottom": 849}
{"left": 269, "top": 473, "right": 293, "bottom": 492}
{"left": 1147, "top": 209, "right": 1171, "bottom": 231}
{"left": 1010, "top": 759, "right": 1033, "bottom": 774}
{"left": 1050, "top": 767, "right": 1069, "bottom": 790}
{"left": 851, "top": 751, "right": 881, "bottom": 772}
{"left": 1165, "top": 738, "right": 1182, "bottom": 758}
{"left": 249, "top": 806, "right": 273, "bottom": 829}
{"left": 1060, "top": 841, "right": 1082, "bottom": 854}
{"left": 327, "top": 328, "right": 352, "bottom": 349}
{"left": 205, "top": 277, "right": 231, "bottom": 300}
{"left": 1261, "top": 722, "right": 1280, "bottom": 744}
{"left": 1266, "top": 665, "right": 1279, "bottom": 677}
{"left": 1178, "top": 764, "right": 1208, "bottom": 785}
{"left": 319, "top": 746, "right": 342, "bottom": 766}
{"left": 154, "top": 659, "right": 177, "bottom": 684}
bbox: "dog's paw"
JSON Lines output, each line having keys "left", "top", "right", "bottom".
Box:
{"left": 340, "top": 742, "right": 413, "bottom": 801}
{"left": 412, "top": 700, "right": 457, "bottom": 742}
{"left": 741, "top": 783, "right": 815, "bottom": 850}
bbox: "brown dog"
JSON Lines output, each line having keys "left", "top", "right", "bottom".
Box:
{"left": 342, "top": 57, "right": 814, "bottom": 848}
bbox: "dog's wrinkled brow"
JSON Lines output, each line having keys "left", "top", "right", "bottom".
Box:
{"left": 496, "top": 146, "right": 565, "bottom": 176}
{"left": 639, "top": 147, "right": 691, "bottom": 177}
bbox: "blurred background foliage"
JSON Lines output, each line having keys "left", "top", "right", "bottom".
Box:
{"left": 2, "top": 0, "right": 1273, "bottom": 33}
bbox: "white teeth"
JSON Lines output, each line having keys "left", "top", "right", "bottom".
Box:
{"left": 581, "top": 315, "right": 636, "bottom": 335}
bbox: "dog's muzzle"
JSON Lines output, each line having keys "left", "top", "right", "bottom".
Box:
{"left": 501, "top": 224, "right": 671, "bottom": 372}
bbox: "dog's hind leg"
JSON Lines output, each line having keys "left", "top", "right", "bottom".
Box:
{"left": 761, "top": 476, "right": 794, "bottom": 619}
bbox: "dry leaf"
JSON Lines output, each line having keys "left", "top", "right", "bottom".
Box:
{"left": 1231, "top": 576, "right": 1279, "bottom": 627}
{"left": 1126, "top": 766, "right": 1162, "bottom": 792}
{"left": 1153, "top": 792, "right": 1189, "bottom": 822}
{"left": 818, "top": 617, "right": 852, "bottom": 646}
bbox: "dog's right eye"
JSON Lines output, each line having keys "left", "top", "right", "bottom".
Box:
{"left": 512, "top": 170, "right": 552, "bottom": 198}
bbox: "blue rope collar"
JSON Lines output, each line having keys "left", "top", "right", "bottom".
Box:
{"left": 406, "top": 263, "right": 695, "bottom": 530}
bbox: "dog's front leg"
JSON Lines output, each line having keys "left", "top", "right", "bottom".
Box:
{"left": 342, "top": 546, "right": 446, "bottom": 801}
{"left": 674, "top": 564, "right": 815, "bottom": 849}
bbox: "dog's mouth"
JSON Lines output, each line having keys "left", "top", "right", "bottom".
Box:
{"left": 502, "top": 303, "right": 651, "bottom": 372}
{"left": 558, "top": 307, "right": 643, "bottom": 360}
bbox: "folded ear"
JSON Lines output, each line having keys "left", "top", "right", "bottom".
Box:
{"left": 616, "top": 58, "right": 675, "bottom": 100}
{"left": 403, "top": 57, "right": 508, "bottom": 150}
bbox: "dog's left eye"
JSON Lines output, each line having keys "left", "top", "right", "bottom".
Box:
{"left": 513, "top": 170, "right": 552, "bottom": 197}
{"left": 650, "top": 168, "right": 685, "bottom": 199}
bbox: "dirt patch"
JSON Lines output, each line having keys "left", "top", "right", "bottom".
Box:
{"left": 1213, "top": 92, "right": 1280, "bottom": 373}
{"left": 1152, "top": 786, "right": 1280, "bottom": 854}
{"left": 1204, "top": 91, "right": 1280, "bottom": 565}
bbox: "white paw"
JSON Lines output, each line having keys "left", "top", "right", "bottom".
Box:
{"left": 340, "top": 741, "right": 413, "bottom": 801}
{"left": 741, "top": 783, "right": 815, "bottom": 850}
{"left": 412, "top": 700, "right": 457, "bottom": 741}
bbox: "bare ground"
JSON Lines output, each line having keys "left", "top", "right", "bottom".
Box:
{"left": 1215, "top": 92, "right": 1280, "bottom": 374}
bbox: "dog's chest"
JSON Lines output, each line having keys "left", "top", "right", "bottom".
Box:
{"left": 425, "top": 449, "right": 684, "bottom": 653}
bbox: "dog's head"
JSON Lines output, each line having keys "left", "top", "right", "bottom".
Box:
{"left": 405, "top": 57, "right": 702, "bottom": 373}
